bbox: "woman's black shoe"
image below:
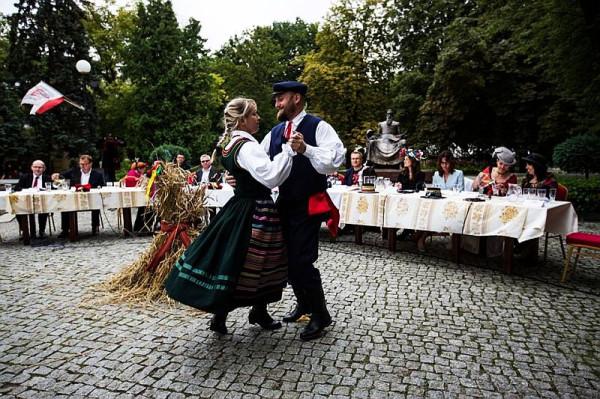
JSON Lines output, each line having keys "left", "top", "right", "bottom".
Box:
{"left": 248, "top": 306, "right": 282, "bottom": 330}
{"left": 209, "top": 313, "right": 228, "bottom": 334}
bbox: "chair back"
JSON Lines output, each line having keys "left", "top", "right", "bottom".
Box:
{"left": 557, "top": 183, "right": 568, "bottom": 201}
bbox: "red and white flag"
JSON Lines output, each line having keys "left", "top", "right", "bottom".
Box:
{"left": 21, "top": 81, "right": 66, "bottom": 115}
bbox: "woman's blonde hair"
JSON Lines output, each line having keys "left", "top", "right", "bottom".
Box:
{"left": 217, "top": 98, "right": 257, "bottom": 149}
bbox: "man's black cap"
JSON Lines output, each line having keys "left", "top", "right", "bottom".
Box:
{"left": 272, "top": 81, "right": 308, "bottom": 96}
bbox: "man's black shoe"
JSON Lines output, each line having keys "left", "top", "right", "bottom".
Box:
{"left": 282, "top": 304, "right": 309, "bottom": 323}
{"left": 57, "top": 231, "right": 68, "bottom": 239}
{"left": 300, "top": 314, "right": 332, "bottom": 341}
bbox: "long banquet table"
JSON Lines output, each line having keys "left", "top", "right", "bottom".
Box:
{"left": 329, "top": 185, "right": 577, "bottom": 272}
{"left": 2, "top": 185, "right": 578, "bottom": 273}
{"left": 0, "top": 187, "right": 148, "bottom": 244}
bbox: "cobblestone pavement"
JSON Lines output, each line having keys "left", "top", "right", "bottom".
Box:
{"left": 1, "top": 211, "right": 599, "bottom": 398}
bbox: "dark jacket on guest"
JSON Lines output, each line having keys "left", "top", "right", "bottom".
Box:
{"left": 15, "top": 173, "right": 52, "bottom": 191}
{"left": 59, "top": 168, "right": 105, "bottom": 188}
{"left": 343, "top": 167, "right": 363, "bottom": 186}
{"left": 397, "top": 171, "right": 425, "bottom": 191}
{"left": 195, "top": 167, "right": 221, "bottom": 185}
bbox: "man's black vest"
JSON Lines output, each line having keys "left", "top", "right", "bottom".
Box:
{"left": 269, "top": 114, "right": 327, "bottom": 200}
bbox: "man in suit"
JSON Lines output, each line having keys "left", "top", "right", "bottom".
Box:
{"left": 195, "top": 154, "right": 221, "bottom": 186}
{"left": 15, "top": 160, "right": 51, "bottom": 238}
{"left": 52, "top": 154, "right": 105, "bottom": 237}
{"left": 343, "top": 149, "right": 365, "bottom": 186}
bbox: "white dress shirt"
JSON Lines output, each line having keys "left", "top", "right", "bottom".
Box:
{"left": 31, "top": 174, "right": 43, "bottom": 189}
{"left": 261, "top": 110, "right": 346, "bottom": 175}
{"left": 227, "top": 130, "right": 295, "bottom": 189}
{"left": 200, "top": 169, "right": 210, "bottom": 184}
{"left": 80, "top": 170, "right": 91, "bottom": 185}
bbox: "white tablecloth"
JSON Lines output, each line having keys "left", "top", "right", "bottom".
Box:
{"left": 0, "top": 188, "right": 148, "bottom": 215}
{"left": 383, "top": 192, "right": 471, "bottom": 235}
{"left": 334, "top": 188, "right": 577, "bottom": 242}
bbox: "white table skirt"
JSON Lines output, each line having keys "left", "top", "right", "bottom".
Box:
{"left": 4, "top": 186, "right": 573, "bottom": 242}
{"left": 0, "top": 187, "right": 148, "bottom": 215}
{"left": 197, "top": 186, "right": 578, "bottom": 241}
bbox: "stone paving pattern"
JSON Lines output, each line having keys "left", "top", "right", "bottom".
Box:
{"left": 1, "top": 211, "right": 599, "bottom": 398}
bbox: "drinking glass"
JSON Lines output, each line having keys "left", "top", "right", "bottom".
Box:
{"left": 45, "top": 182, "right": 52, "bottom": 191}
{"left": 62, "top": 179, "right": 70, "bottom": 190}
{"left": 383, "top": 178, "right": 392, "bottom": 189}
{"left": 537, "top": 188, "right": 546, "bottom": 200}
{"left": 4, "top": 183, "right": 12, "bottom": 193}
{"left": 548, "top": 188, "right": 557, "bottom": 202}
{"left": 527, "top": 188, "right": 537, "bottom": 199}
{"left": 107, "top": 182, "right": 114, "bottom": 187}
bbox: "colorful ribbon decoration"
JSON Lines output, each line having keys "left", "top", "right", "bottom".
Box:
{"left": 146, "top": 221, "right": 192, "bottom": 273}
{"left": 145, "top": 163, "right": 163, "bottom": 200}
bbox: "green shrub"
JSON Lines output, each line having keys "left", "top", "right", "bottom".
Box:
{"left": 553, "top": 134, "right": 600, "bottom": 178}
{"left": 557, "top": 175, "right": 600, "bottom": 218}
{"left": 149, "top": 144, "right": 191, "bottom": 164}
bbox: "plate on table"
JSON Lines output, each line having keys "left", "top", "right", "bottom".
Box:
{"left": 463, "top": 197, "right": 486, "bottom": 202}
{"left": 397, "top": 189, "right": 415, "bottom": 194}
{"left": 420, "top": 195, "right": 445, "bottom": 199}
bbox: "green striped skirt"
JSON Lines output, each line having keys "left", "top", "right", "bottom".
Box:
{"left": 165, "top": 196, "right": 287, "bottom": 313}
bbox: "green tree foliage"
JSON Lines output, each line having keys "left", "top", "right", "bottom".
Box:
{"left": 415, "top": 1, "right": 591, "bottom": 159}
{"left": 5, "top": 0, "right": 98, "bottom": 168}
{"left": 301, "top": 24, "right": 384, "bottom": 151}
{"left": 0, "top": 14, "right": 26, "bottom": 168}
{"left": 121, "top": 0, "right": 223, "bottom": 159}
{"left": 82, "top": 0, "right": 135, "bottom": 84}
{"left": 149, "top": 144, "right": 191, "bottom": 164}
{"left": 212, "top": 19, "right": 318, "bottom": 135}
{"left": 553, "top": 134, "right": 600, "bottom": 178}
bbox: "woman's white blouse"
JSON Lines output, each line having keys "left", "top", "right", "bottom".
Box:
{"left": 227, "top": 130, "right": 294, "bottom": 189}
{"left": 432, "top": 169, "right": 465, "bottom": 190}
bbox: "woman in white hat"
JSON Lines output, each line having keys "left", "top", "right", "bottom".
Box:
{"left": 472, "top": 146, "right": 517, "bottom": 196}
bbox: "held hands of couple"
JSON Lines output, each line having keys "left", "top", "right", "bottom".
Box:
{"left": 289, "top": 132, "right": 306, "bottom": 154}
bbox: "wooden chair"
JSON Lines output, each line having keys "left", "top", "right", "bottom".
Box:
{"left": 561, "top": 232, "right": 600, "bottom": 282}
{"left": 543, "top": 183, "right": 567, "bottom": 262}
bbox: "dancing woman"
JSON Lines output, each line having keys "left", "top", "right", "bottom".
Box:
{"left": 165, "top": 98, "right": 295, "bottom": 334}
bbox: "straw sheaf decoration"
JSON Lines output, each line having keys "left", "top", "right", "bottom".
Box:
{"left": 99, "top": 162, "right": 208, "bottom": 303}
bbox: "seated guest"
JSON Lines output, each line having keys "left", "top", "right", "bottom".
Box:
{"left": 15, "top": 160, "right": 51, "bottom": 239}
{"left": 432, "top": 150, "right": 464, "bottom": 191}
{"left": 396, "top": 149, "right": 425, "bottom": 245}
{"left": 124, "top": 161, "right": 147, "bottom": 187}
{"left": 123, "top": 162, "right": 154, "bottom": 233}
{"left": 521, "top": 153, "right": 558, "bottom": 191}
{"left": 175, "top": 153, "right": 191, "bottom": 170}
{"left": 195, "top": 154, "right": 221, "bottom": 186}
{"left": 397, "top": 148, "right": 425, "bottom": 191}
{"left": 343, "top": 149, "right": 365, "bottom": 186}
{"left": 52, "top": 154, "right": 105, "bottom": 237}
{"left": 472, "top": 146, "right": 517, "bottom": 196}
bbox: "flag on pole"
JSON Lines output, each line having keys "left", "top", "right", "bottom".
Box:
{"left": 20, "top": 81, "right": 65, "bottom": 115}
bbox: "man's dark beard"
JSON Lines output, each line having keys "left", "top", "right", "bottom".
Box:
{"left": 277, "top": 110, "right": 288, "bottom": 122}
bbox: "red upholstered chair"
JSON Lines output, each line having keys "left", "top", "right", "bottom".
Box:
{"left": 561, "top": 232, "right": 600, "bottom": 282}
{"left": 544, "top": 183, "right": 568, "bottom": 262}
